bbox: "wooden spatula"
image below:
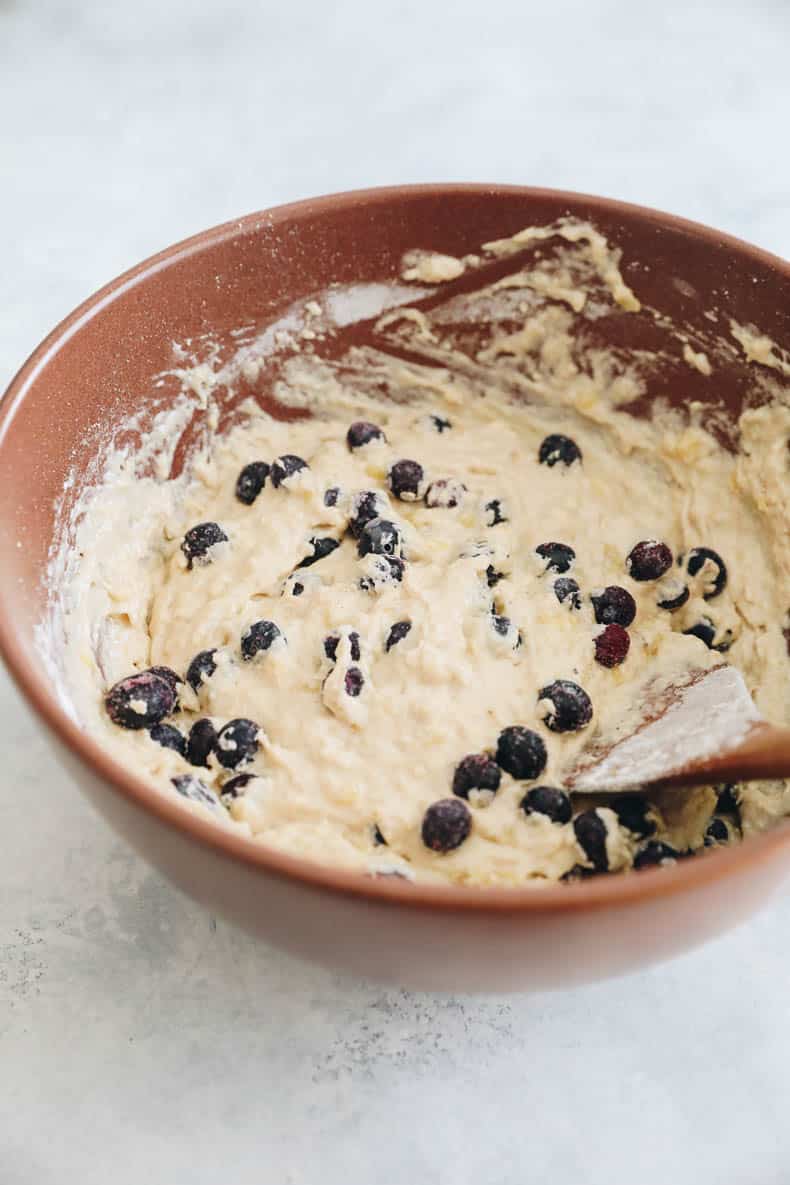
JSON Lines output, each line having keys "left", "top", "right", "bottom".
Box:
{"left": 569, "top": 664, "right": 790, "bottom": 794}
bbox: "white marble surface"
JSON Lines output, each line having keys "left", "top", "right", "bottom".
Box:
{"left": 2, "top": 1, "right": 790, "bottom": 1181}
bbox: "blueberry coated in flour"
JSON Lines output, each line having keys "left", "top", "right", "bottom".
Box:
{"left": 421, "top": 798, "right": 472, "bottom": 852}
{"left": 149, "top": 722, "right": 187, "bottom": 757}
{"left": 348, "top": 490, "right": 389, "bottom": 539}
{"left": 613, "top": 794, "right": 656, "bottom": 839}
{"left": 186, "top": 648, "right": 218, "bottom": 692}
{"left": 536, "top": 542, "right": 575, "bottom": 574}
{"left": 347, "top": 421, "right": 385, "bottom": 450}
{"left": 215, "top": 718, "right": 260, "bottom": 769}
{"left": 594, "top": 623, "right": 631, "bottom": 668}
{"left": 452, "top": 753, "right": 501, "bottom": 800}
{"left": 181, "top": 522, "right": 228, "bottom": 569}
{"left": 425, "top": 479, "right": 467, "bottom": 509}
{"left": 388, "top": 459, "right": 425, "bottom": 501}
{"left": 591, "top": 585, "right": 636, "bottom": 627}
{"left": 683, "top": 546, "right": 728, "bottom": 599}
{"left": 147, "top": 665, "right": 182, "bottom": 692}
{"left": 484, "top": 499, "right": 508, "bottom": 526}
{"left": 538, "top": 434, "right": 582, "bottom": 467}
{"left": 486, "top": 565, "right": 505, "bottom": 588}
{"left": 235, "top": 461, "right": 270, "bottom": 505}
{"left": 359, "top": 555, "right": 405, "bottom": 589}
{"left": 656, "top": 580, "right": 690, "bottom": 611}
{"left": 291, "top": 581, "right": 304, "bottom": 596}
{"left": 171, "top": 774, "right": 220, "bottom": 811}
{"left": 271, "top": 454, "right": 308, "bottom": 487}
{"left": 241, "top": 619, "right": 283, "bottom": 660}
{"left": 704, "top": 817, "right": 730, "bottom": 846}
{"left": 553, "top": 577, "right": 581, "bottom": 609}
{"left": 220, "top": 772, "right": 255, "bottom": 800}
{"left": 344, "top": 667, "right": 365, "bottom": 697}
{"left": 539, "top": 680, "right": 593, "bottom": 732}
{"left": 521, "top": 786, "right": 572, "bottom": 825}
{"left": 626, "top": 540, "right": 673, "bottom": 581}
{"left": 633, "top": 840, "right": 679, "bottom": 869}
{"left": 324, "top": 631, "right": 361, "bottom": 663}
{"left": 385, "top": 620, "right": 411, "bottom": 652}
{"left": 495, "top": 726, "right": 547, "bottom": 780}
{"left": 105, "top": 669, "right": 178, "bottom": 730}
{"left": 324, "top": 486, "right": 341, "bottom": 507}
{"left": 187, "top": 718, "right": 218, "bottom": 767}
{"left": 573, "top": 810, "right": 609, "bottom": 871}
{"left": 357, "top": 517, "right": 401, "bottom": 558}
{"left": 297, "top": 536, "right": 340, "bottom": 568}
{"left": 683, "top": 617, "right": 732, "bottom": 652}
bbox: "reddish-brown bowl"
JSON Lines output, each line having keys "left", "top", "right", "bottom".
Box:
{"left": 1, "top": 185, "right": 789, "bottom": 992}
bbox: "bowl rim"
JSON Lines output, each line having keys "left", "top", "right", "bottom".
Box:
{"left": 2, "top": 180, "right": 790, "bottom": 916}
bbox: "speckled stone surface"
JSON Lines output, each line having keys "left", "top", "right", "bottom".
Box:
{"left": 2, "top": 1, "right": 790, "bottom": 1182}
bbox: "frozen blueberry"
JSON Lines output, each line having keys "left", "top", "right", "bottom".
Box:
{"left": 149, "top": 722, "right": 187, "bottom": 757}
{"left": 344, "top": 667, "right": 365, "bottom": 697}
{"left": 181, "top": 522, "right": 228, "bottom": 569}
{"left": 486, "top": 565, "right": 505, "bottom": 588}
{"left": 348, "top": 490, "right": 389, "bottom": 539}
{"left": 347, "top": 421, "right": 385, "bottom": 450}
{"left": 357, "top": 517, "right": 401, "bottom": 558}
{"left": 633, "top": 840, "right": 679, "bottom": 869}
{"left": 271, "top": 454, "right": 308, "bottom": 487}
{"left": 430, "top": 415, "right": 452, "bottom": 433}
{"left": 683, "top": 617, "right": 732, "bottom": 652}
{"left": 388, "top": 459, "right": 425, "bottom": 501}
{"left": 521, "top": 786, "right": 572, "bottom": 824}
{"left": 452, "top": 754, "right": 501, "bottom": 801}
{"left": 105, "top": 669, "right": 178, "bottom": 730}
{"left": 421, "top": 798, "right": 472, "bottom": 852}
{"left": 656, "top": 580, "right": 690, "bottom": 612}
{"left": 683, "top": 546, "right": 728, "bottom": 599}
{"left": 425, "top": 478, "right": 467, "bottom": 509}
{"left": 215, "top": 718, "right": 260, "bottom": 769}
{"left": 171, "top": 774, "right": 220, "bottom": 811}
{"left": 574, "top": 810, "right": 608, "bottom": 871}
{"left": 385, "top": 620, "right": 411, "bottom": 652}
{"left": 496, "top": 726, "right": 547, "bottom": 780}
{"left": 704, "top": 817, "right": 730, "bottom": 847}
{"left": 613, "top": 794, "right": 656, "bottom": 839}
{"left": 235, "top": 461, "right": 270, "bottom": 505}
{"left": 241, "top": 620, "right": 283, "bottom": 660}
{"left": 186, "top": 648, "right": 218, "bottom": 693}
{"left": 594, "top": 623, "right": 631, "bottom": 668}
{"left": 626, "top": 540, "right": 673, "bottom": 582}
{"left": 539, "top": 680, "right": 593, "bottom": 732}
{"left": 220, "top": 772, "right": 255, "bottom": 800}
{"left": 484, "top": 498, "right": 508, "bottom": 526}
{"left": 539, "top": 434, "right": 582, "bottom": 467}
{"left": 324, "top": 631, "right": 361, "bottom": 663}
{"left": 359, "top": 555, "right": 405, "bottom": 589}
{"left": 187, "top": 718, "right": 218, "bottom": 768}
{"left": 297, "top": 536, "right": 340, "bottom": 568}
{"left": 554, "top": 577, "right": 582, "bottom": 610}
{"left": 373, "top": 824, "right": 387, "bottom": 846}
{"left": 591, "top": 585, "right": 636, "bottom": 627}
{"left": 536, "top": 542, "right": 575, "bottom": 574}
{"left": 323, "top": 486, "right": 340, "bottom": 508}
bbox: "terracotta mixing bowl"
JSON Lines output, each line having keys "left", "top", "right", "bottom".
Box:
{"left": 1, "top": 185, "right": 789, "bottom": 992}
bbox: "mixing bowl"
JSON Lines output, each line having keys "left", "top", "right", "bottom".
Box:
{"left": 1, "top": 184, "right": 789, "bottom": 991}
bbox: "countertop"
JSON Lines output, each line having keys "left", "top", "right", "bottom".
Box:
{"left": 2, "top": 1, "right": 790, "bottom": 1182}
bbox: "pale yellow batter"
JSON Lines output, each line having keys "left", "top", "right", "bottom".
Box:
{"left": 53, "top": 222, "right": 790, "bottom": 886}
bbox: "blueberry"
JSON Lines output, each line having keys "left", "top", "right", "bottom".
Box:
{"left": 215, "top": 718, "right": 260, "bottom": 769}
{"left": 539, "top": 434, "right": 582, "bottom": 467}
{"left": 359, "top": 555, "right": 405, "bottom": 589}
{"left": 613, "top": 794, "right": 656, "bottom": 839}
{"left": 348, "top": 490, "right": 389, "bottom": 539}
{"left": 421, "top": 798, "right": 472, "bottom": 852}
{"left": 385, "top": 621, "right": 411, "bottom": 652}
{"left": 554, "top": 577, "right": 582, "bottom": 609}
{"left": 149, "top": 723, "right": 187, "bottom": 757}
{"left": 373, "top": 823, "right": 388, "bottom": 846}
{"left": 347, "top": 421, "right": 385, "bottom": 450}
{"left": 241, "top": 620, "right": 283, "bottom": 660}
{"left": 187, "top": 718, "right": 218, "bottom": 768}
{"left": 484, "top": 498, "right": 508, "bottom": 526}
{"left": 591, "top": 585, "right": 636, "bottom": 627}
{"left": 221, "top": 772, "right": 255, "bottom": 800}
{"left": 496, "top": 726, "right": 547, "bottom": 780}
{"left": 425, "top": 478, "right": 467, "bottom": 509}
{"left": 344, "top": 667, "right": 365, "bottom": 697}
{"left": 683, "top": 617, "right": 732, "bottom": 652}
{"left": 561, "top": 864, "right": 601, "bottom": 882}
{"left": 324, "top": 486, "right": 340, "bottom": 507}
{"left": 633, "top": 840, "right": 679, "bottom": 869}
{"left": 181, "top": 522, "right": 228, "bottom": 569}
{"left": 171, "top": 774, "right": 220, "bottom": 811}
{"left": 683, "top": 547, "right": 728, "bottom": 599}
{"left": 147, "top": 665, "right": 182, "bottom": 693}
{"left": 271, "top": 454, "right": 308, "bottom": 487}
{"left": 574, "top": 810, "right": 609, "bottom": 870}
{"left": 716, "top": 784, "right": 740, "bottom": 815}
{"left": 521, "top": 786, "right": 572, "bottom": 824}
{"left": 186, "top": 649, "right": 217, "bottom": 693}
{"left": 594, "top": 623, "right": 631, "bottom": 668}
{"left": 105, "top": 670, "right": 178, "bottom": 730}
{"left": 452, "top": 754, "right": 501, "bottom": 800}
{"left": 430, "top": 415, "right": 452, "bottom": 432}
{"left": 626, "top": 540, "right": 673, "bottom": 581}
{"left": 536, "top": 542, "right": 575, "bottom": 574}
{"left": 486, "top": 565, "right": 505, "bottom": 588}
{"left": 235, "top": 461, "right": 270, "bottom": 505}
{"left": 324, "top": 631, "right": 361, "bottom": 663}
{"left": 539, "top": 680, "right": 593, "bottom": 732}
{"left": 492, "top": 614, "right": 511, "bottom": 637}
{"left": 388, "top": 459, "right": 425, "bottom": 501}
{"left": 656, "top": 579, "right": 690, "bottom": 612}
{"left": 357, "top": 517, "right": 401, "bottom": 558}
{"left": 704, "top": 817, "right": 730, "bottom": 847}
{"left": 297, "top": 536, "right": 340, "bottom": 568}
{"left": 291, "top": 581, "right": 305, "bottom": 596}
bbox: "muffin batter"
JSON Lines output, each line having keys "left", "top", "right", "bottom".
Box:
{"left": 55, "top": 222, "right": 790, "bottom": 887}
